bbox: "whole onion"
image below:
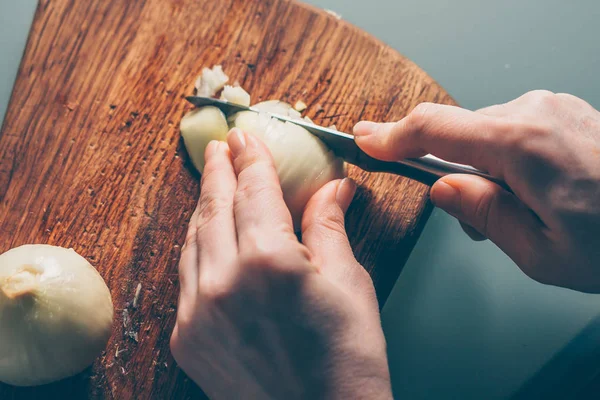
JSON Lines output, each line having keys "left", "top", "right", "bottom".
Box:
{"left": 0, "top": 244, "right": 113, "bottom": 386}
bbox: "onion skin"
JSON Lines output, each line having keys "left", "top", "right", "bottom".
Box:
{"left": 0, "top": 245, "right": 113, "bottom": 387}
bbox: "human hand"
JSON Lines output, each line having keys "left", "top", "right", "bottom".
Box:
{"left": 354, "top": 90, "right": 600, "bottom": 293}
{"left": 171, "top": 129, "right": 392, "bottom": 399}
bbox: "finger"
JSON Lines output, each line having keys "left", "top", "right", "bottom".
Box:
{"left": 301, "top": 178, "right": 376, "bottom": 304}
{"left": 353, "top": 103, "right": 508, "bottom": 175}
{"left": 459, "top": 221, "right": 488, "bottom": 241}
{"left": 227, "top": 129, "right": 296, "bottom": 251}
{"left": 195, "top": 140, "right": 238, "bottom": 267}
{"left": 179, "top": 207, "right": 200, "bottom": 298}
{"left": 302, "top": 178, "right": 357, "bottom": 271}
{"left": 430, "top": 174, "right": 545, "bottom": 269}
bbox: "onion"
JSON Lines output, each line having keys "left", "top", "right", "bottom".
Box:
{"left": 180, "top": 103, "right": 345, "bottom": 229}
{"left": 194, "top": 66, "right": 229, "bottom": 97}
{"left": 182, "top": 66, "right": 346, "bottom": 229}
{"left": 294, "top": 100, "right": 307, "bottom": 112}
{"left": 229, "top": 109, "right": 345, "bottom": 227}
{"left": 180, "top": 106, "right": 229, "bottom": 173}
{"left": 220, "top": 85, "right": 251, "bottom": 107}
{"left": 0, "top": 245, "right": 113, "bottom": 386}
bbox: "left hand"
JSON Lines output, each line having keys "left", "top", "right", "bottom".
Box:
{"left": 170, "top": 129, "right": 392, "bottom": 399}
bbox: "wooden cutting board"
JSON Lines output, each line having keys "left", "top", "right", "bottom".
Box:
{"left": 0, "top": 0, "right": 456, "bottom": 397}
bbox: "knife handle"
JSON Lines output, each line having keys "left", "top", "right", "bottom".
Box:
{"left": 361, "top": 154, "right": 512, "bottom": 193}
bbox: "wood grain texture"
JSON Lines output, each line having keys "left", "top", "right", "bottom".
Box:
{"left": 0, "top": 0, "right": 456, "bottom": 398}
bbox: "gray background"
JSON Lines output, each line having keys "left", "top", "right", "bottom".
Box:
{"left": 1, "top": 0, "right": 599, "bottom": 399}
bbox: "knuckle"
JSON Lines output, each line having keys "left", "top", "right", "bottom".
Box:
{"left": 239, "top": 239, "right": 308, "bottom": 276}
{"left": 525, "top": 89, "right": 554, "bottom": 100}
{"left": 197, "top": 194, "right": 230, "bottom": 224}
{"left": 407, "top": 102, "right": 435, "bottom": 131}
{"left": 236, "top": 148, "right": 271, "bottom": 173}
{"left": 235, "top": 184, "right": 283, "bottom": 214}
{"left": 237, "top": 160, "right": 281, "bottom": 190}
{"left": 199, "top": 279, "right": 235, "bottom": 306}
{"left": 530, "top": 90, "right": 558, "bottom": 108}
{"left": 310, "top": 205, "right": 347, "bottom": 236}
{"left": 473, "top": 187, "right": 497, "bottom": 237}
{"left": 502, "top": 118, "right": 553, "bottom": 156}
{"left": 236, "top": 175, "right": 277, "bottom": 201}
{"left": 239, "top": 246, "right": 284, "bottom": 271}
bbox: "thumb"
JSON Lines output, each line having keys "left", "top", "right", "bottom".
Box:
{"left": 431, "top": 174, "right": 544, "bottom": 269}
{"left": 301, "top": 179, "right": 377, "bottom": 304}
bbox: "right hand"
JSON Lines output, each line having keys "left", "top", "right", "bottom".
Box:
{"left": 354, "top": 90, "right": 600, "bottom": 293}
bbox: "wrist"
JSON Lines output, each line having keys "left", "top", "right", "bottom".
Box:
{"left": 324, "top": 355, "right": 393, "bottom": 400}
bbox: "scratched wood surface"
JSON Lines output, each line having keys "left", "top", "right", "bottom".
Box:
{"left": 0, "top": 0, "right": 457, "bottom": 398}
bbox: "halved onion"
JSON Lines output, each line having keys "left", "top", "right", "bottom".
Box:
{"left": 220, "top": 85, "right": 251, "bottom": 107}
{"left": 195, "top": 66, "right": 229, "bottom": 97}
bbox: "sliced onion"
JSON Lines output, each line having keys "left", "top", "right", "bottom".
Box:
{"left": 194, "top": 65, "right": 229, "bottom": 97}
{"left": 252, "top": 100, "right": 294, "bottom": 116}
{"left": 294, "top": 100, "right": 307, "bottom": 112}
{"left": 180, "top": 107, "right": 229, "bottom": 173}
{"left": 220, "top": 85, "right": 251, "bottom": 107}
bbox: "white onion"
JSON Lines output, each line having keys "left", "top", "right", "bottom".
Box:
{"left": 180, "top": 104, "right": 345, "bottom": 229}
{"left": 182, "top": 65, "right": 346, "bottom": 229}
{"left": 180, "top": 106, "right": 229, "bottom": 173}
{"left": 252, "top": 100, "right": 303, "bottom": 120}
{"left": 0, "top": 245, "right": 113, "bottom": 386}
{"left": 220, "top": 85, "right": 251, "bottom": 107}
{"left": 229, "top": 109, "right": 344, "bottom": 229}
{"left": 194, "top": 65, "right": 229, "bottom": 97}
{"left": 294, "top": 100, "right": 307, "bottom": 112}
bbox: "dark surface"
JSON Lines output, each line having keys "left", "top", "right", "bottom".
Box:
{"left": 511, "top": 315, "right": 600, "bottom": 400}
{"left": 0, "top": 0, "right": 456, "bottom": 397}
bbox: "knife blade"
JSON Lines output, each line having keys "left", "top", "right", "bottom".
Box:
{"left": 185, "top": 96, "right": 511, "bottom": 191}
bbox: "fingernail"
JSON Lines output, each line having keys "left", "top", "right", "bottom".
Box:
{"left": 431, "top": 181, "right": 461, "bottom": 214}
{"left": 353, "top": 121, "right": 379, "bottom": 137}
{"left": 227, "top": 128, "right": 246, "bottom": 156}
{"left": 336, "top": 178, "right": 357, "bottom": 212}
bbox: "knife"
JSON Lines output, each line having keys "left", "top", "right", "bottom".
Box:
{"left": 186, "top": 96, "right": 511, "bottom": 191}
